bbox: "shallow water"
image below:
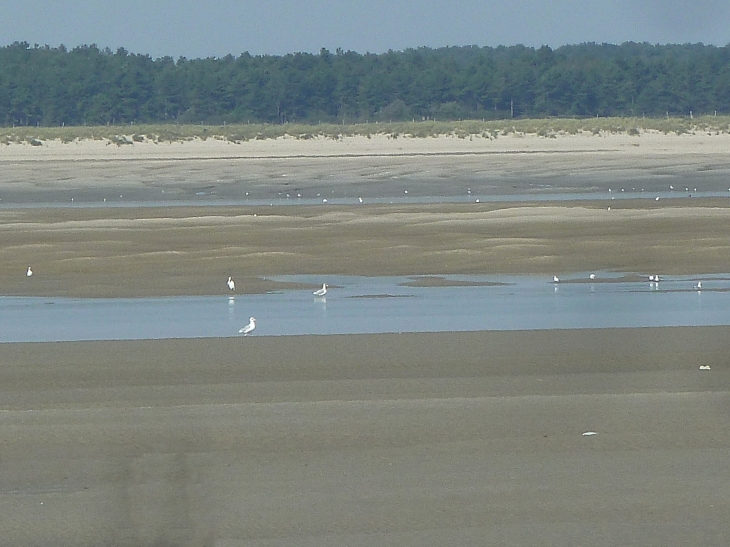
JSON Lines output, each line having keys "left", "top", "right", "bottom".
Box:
{"left": 2, "top": 190, "right": 729, "bottom": 209}
{"left": 1, "top": 274, "right": 728, "bottom": 342}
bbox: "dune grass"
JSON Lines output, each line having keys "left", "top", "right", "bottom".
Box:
{"left": 2, "top": 116, "right": 729, "bottom": 145}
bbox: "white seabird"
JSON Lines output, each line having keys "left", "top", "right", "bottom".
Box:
{"left": 227, "top": 276, "right": 235, "bottom": 291}
{"left": 313, "top": 283, "right": 327, "bottom": 297}
{"left": 589, "top": 273, "right": 596, "bottom": 280}
{"left": 553, "top": 275, "right": 560, "bottom": 283}
{"left": 239, "top": 317, "right": 256, "bottom": 335}
{"left": 694, "top": 280, "right": 702, "bottom": 290}
{"left": 26, "top": 266, "right": 33, "bottom": 277}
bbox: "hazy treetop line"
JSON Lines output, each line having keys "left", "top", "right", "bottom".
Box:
{"left": 1, "top": 41, "right": 728, "bottom": 127}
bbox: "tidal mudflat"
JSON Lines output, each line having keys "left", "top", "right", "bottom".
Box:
{"left": 2, "top": 132, "right": 729, "bottom": 545}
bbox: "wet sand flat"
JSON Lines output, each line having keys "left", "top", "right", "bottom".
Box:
{"left": 3, "top": 200, "right": 730, "bottom": 297}
{"left": 1, "top": 328, "right": 729, "bottom": 546}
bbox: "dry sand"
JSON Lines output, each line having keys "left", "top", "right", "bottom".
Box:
{"left": 2, "top": 133, "right": 730, "bottom": 545}
{"left": 1, "top": 131, "right": 730, "bottom": 202}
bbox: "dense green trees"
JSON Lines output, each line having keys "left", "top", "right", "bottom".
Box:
{"left": 0, "top": 41, "right": 728, "bottom": 126}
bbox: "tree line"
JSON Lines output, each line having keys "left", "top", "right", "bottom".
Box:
{"left": 1, "top": 40, "right": 728, "bottom": 127}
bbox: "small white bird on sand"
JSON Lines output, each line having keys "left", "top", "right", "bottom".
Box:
{"left": 239, "top": 317, "right": 256, "bottom": 335}
{"left": 26, "top": 266, "right": 33, "bottom": 277}
{"left": 589, "top": 273, "right": 596, "bottom": 280}
{"left": 313, "top": 283, "right": 327, "bottom": 297}
{"left": 227, "top": 276, "right": 235, "bottom": 291}
{"left": 553, "top": 275, "right": 560, "bottom": 283}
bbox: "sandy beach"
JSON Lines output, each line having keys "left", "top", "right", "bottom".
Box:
{"left": 1, "top": 131, "right": 730, "bottom": 203}
{"left": 2, "top": 131, "right": 730, "bottom": 545}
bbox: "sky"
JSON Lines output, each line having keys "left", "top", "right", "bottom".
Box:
{"left": 1, "top": 0, "right": 729, "bottom": 59}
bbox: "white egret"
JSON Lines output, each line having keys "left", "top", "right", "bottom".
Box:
{"left": 239, "top": 317, "right": 256, "bottom": 335}
{"left": 227, "top": 276, "right": 235, "bottom": 291}
{"left": 313, "top": 283, "right": 327, "bottom": 297}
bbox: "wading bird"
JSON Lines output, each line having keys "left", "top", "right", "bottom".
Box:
{"left": 239, "top": 317, "right": 256, "bottom": 335}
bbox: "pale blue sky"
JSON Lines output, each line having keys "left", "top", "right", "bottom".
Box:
{"left": 1, "top": 0, "right": 728, "bottom": 58}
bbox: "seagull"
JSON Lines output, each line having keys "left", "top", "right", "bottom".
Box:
{"left": 649, "top": 275, "right": 655, "bottom": 281}
{"left": 699, "top": 365, "right": 711, "bottom": 370}
{"left": 26, "top": 266, "right": 33, "bottom": 277}
{"left": 589, "top": 273, "right": 596, "bottom": 280}
{"left": 358, "top": 197, "right": 363, "bottom": 203}
{"left": 694, "top": 281, "right": 702, "bottom": 290}
{"left": 239, "top": 317, "right": 256, "bottom": 335}
{"left": 227, "top": 276, "right": 235, "bottom": 291}
{"left": 313, "top": 283, "right": 327, "bottom": 297}
{"left": 553, "top": 275, "right": 560, "bottom": 283}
